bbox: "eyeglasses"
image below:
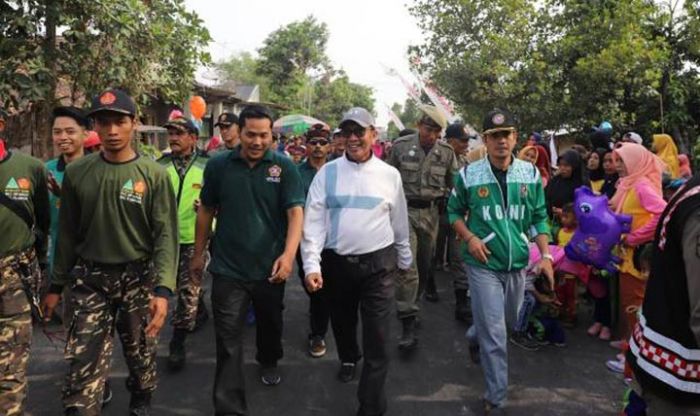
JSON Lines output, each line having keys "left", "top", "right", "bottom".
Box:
{"left": 307, "top": 139, "right": 329, "bottom": 146}
{"left": 340, "top": 125, "right": 366, "bottom": 138}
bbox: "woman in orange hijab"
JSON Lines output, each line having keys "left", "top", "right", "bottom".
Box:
{"left": 652, "top": 134, "right": 680, "bottom": 179}
{"left": 605, "top": 143, "right": 667, "bottom": 373}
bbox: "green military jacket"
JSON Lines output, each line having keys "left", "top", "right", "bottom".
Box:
{"left": 387, "top": 134, "right": 458, "bottom": 202}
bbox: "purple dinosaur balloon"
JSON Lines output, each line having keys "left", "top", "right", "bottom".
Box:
{"left": 564, "top": 187, "right": 632, "bottom": 273}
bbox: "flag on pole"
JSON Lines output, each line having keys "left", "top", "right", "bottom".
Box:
{"left": 386, "top": 104, "right": 406, "bottom": 130}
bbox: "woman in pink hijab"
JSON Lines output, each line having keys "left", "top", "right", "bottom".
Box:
{"left": 605, "top": 143, "right": 667, "bottom": 373}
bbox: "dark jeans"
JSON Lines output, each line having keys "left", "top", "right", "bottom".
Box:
{"left": 211, "top": 276, "right": 285, "bottom": 416}
{"left": 322, "top": 245, "right": 397, "bottom": 416}
{"left": 594, "top": 293, "right": 612, "bottom": 327}
{"left": 296, "top": 253, "right": 330, "bottom": 338}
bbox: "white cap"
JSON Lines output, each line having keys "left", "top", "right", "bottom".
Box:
{"left": 623, "top": 132, "right": 643, "bottom": 144}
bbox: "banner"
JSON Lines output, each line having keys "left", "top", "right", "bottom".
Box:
{"left": 386, "top": 104, "right": 406, "bottom": 130}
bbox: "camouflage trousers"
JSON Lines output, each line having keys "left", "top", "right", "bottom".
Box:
{"left": 0, "top": 249, "right": 39, "bottom": 416}
{"left": 172, "top": 244, "right": 201, "bottom": 331}
{"left": 63, "top": 258, "right": 157, "bottom": 415}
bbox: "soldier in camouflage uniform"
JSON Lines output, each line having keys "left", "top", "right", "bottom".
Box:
{"left": 0, "top": 106, "right": 51, "bottom": 416}
{"left": 158, "top": 117, "right": 208, "bottom": 370}
{"left": 444, "top": 123, "right": 474, "bottom": 322}
{"left": 387, "top": 105, "right": 458, "bottom": 350}
{"left": 41, "top": 89, "right": 178, "bottom": 416}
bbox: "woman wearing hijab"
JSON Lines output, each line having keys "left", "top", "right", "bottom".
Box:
{"left": 534, "top": 145, "right": 552, "bottom": 187}
{"left": 605, "top": 143, "right": 667, "bottom": 374}
{"left": 599, "top": 150, "right": 620, "bottom": 199}
{"left": 587, "top": 148, "right": 607, "bottom": 194}
{"left": 652, "top": 134, "right": 680, "bottom": 179}
{"left": 518, "top": 145, "right": 538, "bottom": 165}
{"left": 545, "top": 149, "right": 589, "bottom": 222}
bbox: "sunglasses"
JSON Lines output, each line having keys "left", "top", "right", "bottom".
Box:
{"left": 340, "top": 125, "right": 366, "bottom": 138}
{"left": 307, "top": 139, "right": 329, "bottom": 146}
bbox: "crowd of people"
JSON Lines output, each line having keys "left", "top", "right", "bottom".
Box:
{"left": 0, "top": 88, "right": 699, "bottom": 416}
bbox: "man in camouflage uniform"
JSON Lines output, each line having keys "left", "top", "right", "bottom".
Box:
{"left": 0, "top": 107, "right": 51, "bottom": 416}
{"left": 444, "top": 123, "right": 474, "bottom": 322}
{"left": 41, "top": 89, "right": 178, "bottom": 416}
{"left": 387, "top": 105, "right": 458, "bottom": 350}
{"left": 158, "top": 117, "right": 208, "bottom": 370}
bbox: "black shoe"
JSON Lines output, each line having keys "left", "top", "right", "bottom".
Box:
{"left": 338, "top": 362, "right": 356, "bottom": 383}
{"left": 260, "top": 364, "right": 281, "bottom": 386}
{"left": 168, "top": 336, "right": 186, "bottom": 371}
{"left": 102, "top": 380, "right": 113, "bottom": 407}
{"left": 129, "top": 392, "right": 151, "bottom": 416}
{"left": 509, "top": 332, "right": 540, "bottom": 351}
{"left": 454, "top": 290, "right": 472, "bottom": 322}
{"left": 424, "top": 290, "right": 440, "bottom": 302}
{"left": 398, "top": 317, "right": 418, "bottom": 351}
{"left": 65, "top": 407, "right": 80, "bottom": 416}
{"left": 469, "top": 343, "right": 480, "bottom": 365}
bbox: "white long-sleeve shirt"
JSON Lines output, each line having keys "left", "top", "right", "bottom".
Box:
{"left": 301, "top": 154, "right": 412, "bottom": 275}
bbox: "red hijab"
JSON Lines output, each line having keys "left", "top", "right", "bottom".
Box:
{"left": 534, "top": 145, "right": 551, "bottom": 184}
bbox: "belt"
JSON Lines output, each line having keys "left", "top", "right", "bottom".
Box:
{"left": 77, "top": 257, "right": 150, "bottom": 272}
{"left": 407, "top": 199, "right": 435, "bottom": 209}
{"left": 329, "top": 244, "right": 394, "bottom": 264}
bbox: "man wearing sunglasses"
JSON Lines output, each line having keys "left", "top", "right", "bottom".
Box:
{"left": 302, "top": 107, "right": 411, "bottom": 416}
{"left": 387, "top": 104, "right": 458, "bottom": 351}
{"left": 296, "top": 124, "right": 332, "bottom": 359}
{"left": 159, "top": 117, "right": 209, "bottom": 372}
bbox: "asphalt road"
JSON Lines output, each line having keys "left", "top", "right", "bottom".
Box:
{"left": 26, "top": 270, "right": 623, "bottom": 415}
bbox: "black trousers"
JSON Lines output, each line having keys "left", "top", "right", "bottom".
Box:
{"left": 322, "top": 245, "right": 397, "bottom": 416}
{"left": 211, "top": 276, "right": 285, "bottom": 416}
{"left": 296, "top": 252, "right": 330, "bottom": 338}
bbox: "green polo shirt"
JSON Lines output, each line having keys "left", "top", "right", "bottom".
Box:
{"left": 201, "top": 148, "right": 305, "bottom": 281}
{"left": 298, "top": 160, "right": 320, "bottom": 196}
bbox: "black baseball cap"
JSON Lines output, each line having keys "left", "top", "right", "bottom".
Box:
{"left": 482, "top": 108, "right": 517, "bottom": 135}
{"left": 88, "top": 89, "right": 136, "bottom": 117}
{"left": 215, "top": 112, "right": 238, "bottom": 127}
{"left": 164, "top": 117, "right": 199, "bottom": 134}
{"left": 445, "top": 123, "right": 470, "bottom": 141}
{"left": 52, "top": 106, "right": 90, "bottom": 129}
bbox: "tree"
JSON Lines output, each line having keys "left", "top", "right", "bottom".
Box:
{"left": 408, "top": 0, "right": 700, "bottom": 157}
{"left": 256, "top": 15, "right": 330, "bottom": 108}
{"left": 311, "top": 71, "right": 374, "bottom": 127}
{"left": 0, "top": 0, "right": 211, "bottom": 111}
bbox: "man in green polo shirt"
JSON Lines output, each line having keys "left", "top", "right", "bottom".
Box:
{"left": 41, "top": 89, "right": 179, "bottom": 416}
{"left": 191, "top": 104, "right": 304, "bottom": 415}
{"left": 158, "top": 117, "right": 208, "bottom": 371}
{"left": 0, "top": 107, "right": 50, "bottom": 416}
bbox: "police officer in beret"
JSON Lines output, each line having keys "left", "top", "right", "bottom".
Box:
{"left": 387, "top": 104, "right": 458, "bottom": 350}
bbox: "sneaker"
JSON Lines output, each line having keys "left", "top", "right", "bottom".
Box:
{"left": 606, "top": 357, "right": 625, "bottom": 374}
{"left": 553, "top": 341, "right": 567, "bottom": 348}
{"left": 424, "top": 290, "right": 439, "bottom": 302}
{"left": 483, "top": 398, "right": 506, "bottom": 415}
{"left": 129, "top": 406, "right": 151, "bottom": 416}
{"left": 102, "top": 380, "right": 113, "bottom": 407}
{"left": 587, "top": 322, "right": 602, "bottom": 336}
{"left": 260, "top": 365, "right": 281, "bottom": 386}
{"left": 308, "top": 336, "right": 327, "bottom": 358}
{"left": 609, "top": 339, "right": 625, "bottom": 350}
{"left": 468, "top": 343, "right": 481, "bottom": 365}
{"left": 509, "top": 332, "right": 540, "bottom": 351}
{"left": 599, "top": 326, "right": 611, "bottom": 341}
{"left": 128, "top": 392, "right": 151, "bottom": 416}
{"left": 338, "top": 362, "right": 356, "bottom": 383}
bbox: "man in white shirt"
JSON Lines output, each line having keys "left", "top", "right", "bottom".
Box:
{"left": 302, "top": 108, "right": 411, "bottom": 416}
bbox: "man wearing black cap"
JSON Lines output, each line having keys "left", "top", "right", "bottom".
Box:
{"left": 387, "top": 104, "right": 458, "bottom": 350}
{"left": 0, "top": 107, "right": 50, "bottom": 416}
{"left": 442, "top": 123, "right": 473, "bottom": 322}
{"left": 447, "top": 109, "right": 553, "bottom": 413}
{"left": 191, "top": 104, "right": 304, "bottom": 415}
{"left": 41, "top": 88, "right": 179, "bottom": 416}
{"left": 213, "top": 112, "right": 240, "bottom": 153}
{"left": 158, "top": 117, "right": 208, "bottom": 371}
{"left": 302, "top": 107, "right": 411, "bottom": 416}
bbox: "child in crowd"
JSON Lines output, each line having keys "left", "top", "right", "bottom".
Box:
{"left": 555, "top": 203, "right": 579, "bottom": 327}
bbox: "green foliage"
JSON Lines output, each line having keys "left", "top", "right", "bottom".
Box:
{"left": 0, "top": 0, "right": 211, "bottom": 110}
{"left": 409, "top": 0, "right": 700, "bottom": 149}
{"left": 216, "top": 16, "right": 374, "bottom": 127}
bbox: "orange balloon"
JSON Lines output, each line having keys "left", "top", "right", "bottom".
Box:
{"left": 189, "top": 96, "right": 206, "bottom": 119}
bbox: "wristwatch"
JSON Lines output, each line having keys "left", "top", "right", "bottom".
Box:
{"left": 542, "top": 253, "right": 554, "bottom": 262}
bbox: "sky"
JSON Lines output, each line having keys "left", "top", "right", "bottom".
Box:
{"left": 183, "top": 0, "right": 424, "bottom": 126}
